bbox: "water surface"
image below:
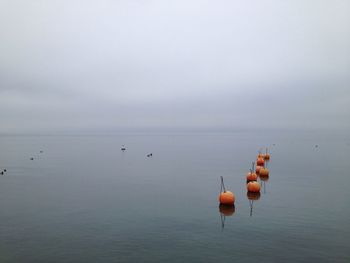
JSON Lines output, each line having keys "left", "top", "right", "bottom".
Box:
{"left": 0, "top": 131, "right": 349, "bottom": 262}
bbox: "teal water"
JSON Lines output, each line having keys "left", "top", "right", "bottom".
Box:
{"left": 0, "top": 132, "right": 349, "bottom": 262}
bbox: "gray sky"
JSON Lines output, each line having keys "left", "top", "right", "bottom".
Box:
{"left": 1, "top": 0, "right": 349, "bottom": 133}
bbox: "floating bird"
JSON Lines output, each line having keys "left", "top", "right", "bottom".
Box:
{"left": 147, "top": 153, "right": 153, "bottom": 157}
{"left": 121, "top": 145, "right": 126, "bottom": 151}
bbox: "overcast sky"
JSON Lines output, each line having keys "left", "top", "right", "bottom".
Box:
{"left": 0, "top": 0, "right": 349, "bottom": 134}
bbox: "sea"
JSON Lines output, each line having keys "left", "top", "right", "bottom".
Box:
{"left": 0, "top": 131, "right": 349, "bottom": 262}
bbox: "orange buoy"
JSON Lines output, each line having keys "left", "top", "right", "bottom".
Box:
{"left": 218, "top": 176, "right": 235, "bottom": 205}
{"left": 264, "top": 148, "right": 270, "bottom": 160}
{"left": 246, "top": 162, "right": 257, "bottom": 182}
{"left": 259, "top": 173, "right": 269, "bottom": 182}
{"left": 259, "top": 167, "right": 269, "bottom": 177}
{"left": 247, "top": 181, "right": 261, "bottom": 193}
{"left": 257, "top": 150, "right": 264, "bottom": 159}
{"left": 255, "top": 165, "right": 263, "bottom": 174}
{"left": 246, "top": 171, "right": 257, "bottom": 182}
{"left": 219, "top": 191, "right": 235, "bottom": 205}
{"left": 256, "top": 157, "right": 265, "bottom": 166}
{"left": 219, "top": 204, "right": 235, "bottom": 216}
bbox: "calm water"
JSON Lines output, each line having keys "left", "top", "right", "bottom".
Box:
{"left": 0, "top": 131, "right": 349, "bottom": 262}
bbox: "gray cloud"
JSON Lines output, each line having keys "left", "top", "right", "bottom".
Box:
{"left": 0, "top": 0, "right": 349, "bottom": 133}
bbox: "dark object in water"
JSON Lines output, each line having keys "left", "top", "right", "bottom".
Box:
{"left": 40, "top": 150, "right": 43, "bottom": 153}
{"left": 3, "top": 169, "right": 6, "bottom": 172}
{"left": 147, "top": 153, "right": 153, "bottom": 157}
{"left": 30, "top": 157, "right": 34, "bottom": 160}
{"left": 315, "top": 145, "right": 318, "bottom": 148}
{"left": 219, "top": 204, "right": 235, "bottom": 216}
{"left": 121, "top": 145, "right": 126, "bottom": 151}
{"left": 0, "top": 171, "right": 3, "bottom": 175}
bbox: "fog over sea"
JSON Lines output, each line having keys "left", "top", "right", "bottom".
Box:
{"left": 0, "top": 130, "right": 349, "bottom": 262}
{"left": 1, "top": 1, "right": 350, "bottom": 261}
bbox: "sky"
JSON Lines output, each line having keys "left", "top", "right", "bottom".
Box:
{"left": 0, "top": 0, "right": 349, "bottom": 134}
